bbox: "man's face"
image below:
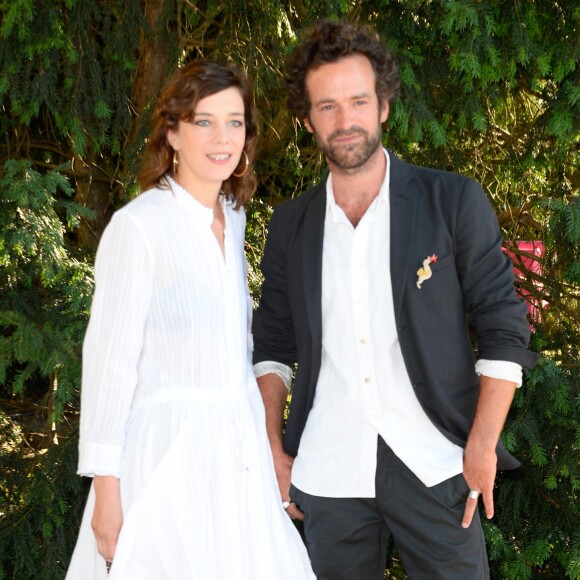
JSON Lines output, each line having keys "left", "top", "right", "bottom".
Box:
{"left": 304, "top": 54, "right": 389, "bottom": 172}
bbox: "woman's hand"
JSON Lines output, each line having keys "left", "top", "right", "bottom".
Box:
{"left": 91, "top": 476, "right": 123, "bottom": 562}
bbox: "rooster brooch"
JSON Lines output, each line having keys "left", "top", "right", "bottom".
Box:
{"left": 416, "top": 254, "right": 438, "bottom": 289}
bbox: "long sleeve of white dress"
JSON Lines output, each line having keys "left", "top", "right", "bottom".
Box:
{"left": 78, "top": 212, "right": 154, "bottom": 477}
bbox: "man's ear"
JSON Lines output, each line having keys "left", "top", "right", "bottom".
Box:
{"left": 380, "top": 100, "right": 390, "bottom": 124}
{"left": 303, "top": 118, "right": 314, "bottom": 133}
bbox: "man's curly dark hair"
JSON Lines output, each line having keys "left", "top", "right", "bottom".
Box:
{"left": 285, "top": 19, "right": 401, "bottom": 121}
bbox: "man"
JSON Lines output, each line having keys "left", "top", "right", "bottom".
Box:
{"left": 253, "top": 19, "right": 538, "bottom": 580}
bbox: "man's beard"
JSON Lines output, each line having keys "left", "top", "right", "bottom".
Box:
{"left": 314, "top": 124, "right": 383, "bottom": 171}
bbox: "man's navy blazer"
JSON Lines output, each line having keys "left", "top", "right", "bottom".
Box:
{"left": 253, "top": 152, "right": 538, "bottom": 470}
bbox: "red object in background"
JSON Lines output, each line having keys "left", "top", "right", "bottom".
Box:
{"left": 502, "top": 241, "right": 546, "bottom": 327}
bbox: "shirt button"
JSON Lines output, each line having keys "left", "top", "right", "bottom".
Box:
{"left": 360, "top": 338, "right": 366, "bottom": 345}
{"left": 364, "top": 377, "right": 371, "bottom": 383}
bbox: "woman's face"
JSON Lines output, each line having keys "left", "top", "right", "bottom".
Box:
{"left": 168, "top": 87, "right": 246, "bottom": 193}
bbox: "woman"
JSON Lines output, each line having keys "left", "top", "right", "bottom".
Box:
{"left": 66, "top": 61, "right": 315, "bottom": 579}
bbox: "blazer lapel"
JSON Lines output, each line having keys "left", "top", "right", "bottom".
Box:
{"left": 389, "top": 154, "right": 417, "bottom": 319}
{"left": 299, "top": 158, "right": 416, "bottom": 333}
{"left": 302, "top": 179, "right": 327, "bottom": 340}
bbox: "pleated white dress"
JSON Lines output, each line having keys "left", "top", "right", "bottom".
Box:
{"left": 66, "top": 179, "right": 315, "bottom": 580}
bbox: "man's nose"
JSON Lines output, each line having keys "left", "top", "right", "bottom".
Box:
{"left": 335, "top": 106, "right": 355, "bottom": 129}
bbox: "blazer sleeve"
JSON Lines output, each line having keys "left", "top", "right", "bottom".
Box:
{"left": 252, "top": 207, "right": 298, "bottom": 368}
{"left": 454, "top": 178, "right": 537, "bottom": 370}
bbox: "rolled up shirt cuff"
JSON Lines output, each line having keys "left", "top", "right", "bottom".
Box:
{"left": 475, "top": 359, "right": 523, "bottom": 387}
{"left": 253, "top": 361, "right": 293, "bottom": 391}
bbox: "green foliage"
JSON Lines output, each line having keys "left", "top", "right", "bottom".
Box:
{"left": 245, "top": 196, "right": 273, "bottom": 307}
{"left": 494, "top": 356, "right": 580, "bottom": 579}
{"left": 0, "top": 160, "right": 93, "bottom": 419}
{"left": 0, "top": 415, "right": 87, "bottom": 580}
{"left": 0, "top": 159, "right": 93, "bottom": 578}
{"left": 0, "top": 0, "right": 145, "bottom": 158}
{"left": 0, "top": 0, "right": 578, "bottom": 578}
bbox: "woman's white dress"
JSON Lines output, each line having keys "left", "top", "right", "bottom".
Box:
{"left": 66, "top": 180, "right": 315, "bottom": 580}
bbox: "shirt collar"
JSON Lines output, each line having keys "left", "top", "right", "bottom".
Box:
{"left": 325, "top": 148, "right": 391, "bottom": 223}
{"left": 166, "top": 175, "right": 216, "bottom": 227}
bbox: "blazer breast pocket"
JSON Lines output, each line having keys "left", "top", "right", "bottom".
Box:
{"left": 413, "top": 252, "right": 461, "bottom": 304}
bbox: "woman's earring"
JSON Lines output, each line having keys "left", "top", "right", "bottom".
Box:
{"left": 172, "top": 151, "right": 179, "bottom": 176}
{"left": 233, "top": 150, "right": 249, "bottom": 177}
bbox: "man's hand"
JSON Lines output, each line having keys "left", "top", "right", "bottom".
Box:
{"left": 461, "top": 441, "right": 497, "bottom": 528}
{"left": 460, "top": 375, "right": 517, "bottom": 528}
{"left": 256, "top": 372, "right": 304, "bottom": 520}
{"left": 92, "top": 475, "right": 123, "bottom": 562}
{"left": 273, "top": 450, "right": 304, "bottom": 520}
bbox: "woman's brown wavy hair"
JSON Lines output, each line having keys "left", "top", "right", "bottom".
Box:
{"left": 138, "top": 61, "right": 257, "bottom": 208}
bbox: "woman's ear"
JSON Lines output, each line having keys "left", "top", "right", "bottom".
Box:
{"left": 166, "top": 129, "right": 179, "bottom": 151}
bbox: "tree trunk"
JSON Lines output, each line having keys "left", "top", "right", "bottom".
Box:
{"left": 130, "top": 0, "right": 171, "bottom": 137}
